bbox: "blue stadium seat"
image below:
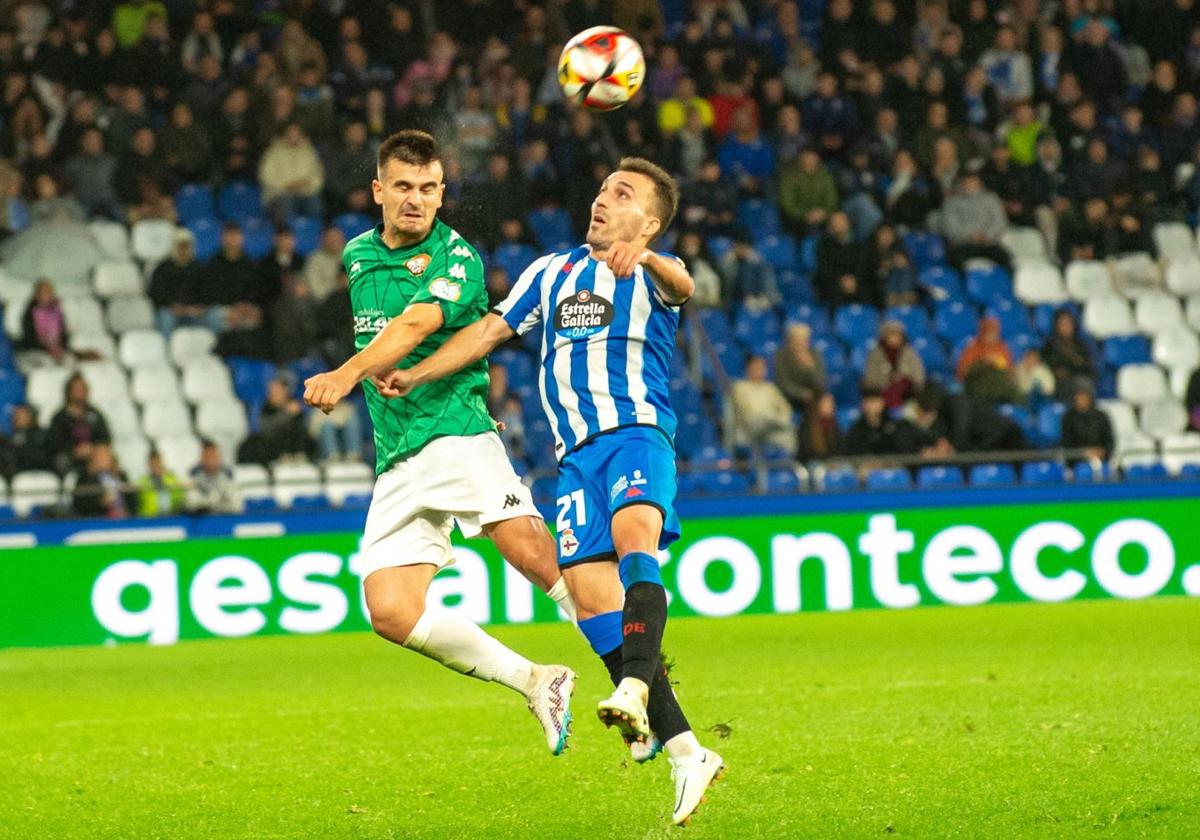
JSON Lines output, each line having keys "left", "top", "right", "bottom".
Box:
{"left": 833, "top": 304, "right": 880, "bottom": 346}
{"left": 694, "top": 445, "right": 731, "bottom": 465}
{"left": 674, "top": 412, "right": 707, "bottom": 458}
{"left": 1072, "top": 460, "right": 1112, "bottom": 482}
{"left": 736, "top": 199, "right": 781, "bottom": 235}
{"left": 865, "top": 467, "right": 911, "bottom": 491}
{"left": 828, "top": 371, "right": 860, "bottom": 406}
{"left": 969, "top": 463, "right": 1017, "bottom": 486}
{"left": 776, "top": 270, "right": 815, "bottom": 302}
{"left": 1008, "top": 332, "right": 1039, "bottom": 360}
{"left": 291, "top": 493, "right": 331, "bottom": 511}
{"left": 175, "top": 183, "right": 215, "bottom": 224}
{"left": 822, "top": 467, "right": 859, "bottom": 491}
{"left": 916, "top": 465, "right": 963, "bottom": 489}
{"left": 701, "top": 470, "right": 751, "bottom": 495}
{"left": 966, "top": 265, "right": 1013, "bottom": 305}
{"left": 491, "top": 348, "right": 535, "bottom": 384}
{"left": 290, "top": 217, "right": 322, "bottom": 257}
{"left": 885, "top": 305, "right": 931, "bottom": 337}
{"left": 491, "top": 242, "right": 539, "bottom": 280}
{"left": 766, "top": 469, "right": 802, "bottom": 493}
{"left": 1178, "top": 463, "right": 1200, "bottom": 480}
{"left": 707, "top": 235, "right": 734, "bottom": 261}
{"left": 910, "top": 337, "right": 950, "bottom": 377}
{"left": 526, "top": 206, "right": 573, "bottom": 250}
{"left": 698, "top": 307, "right": 733, "bottom": 336}
{"left": 228, "top": 357, "right": 276, "bottom": 409}
{"left": 849, "top": 341, "right": 873, "bottom": 375}
{"left": 835, "top": 406, "right": 861, "bottom": 430}
{"left": 1021, "top": 460, "right": 1066, "bottom": 485}
{"left": 934, "top": 300, "right": 979, "bottom": 343}
{"left": 341, "top": 492, "right": 373, "bottom": 508}
{"left": 997, "top": 404, "right": 1036, "bottom": 441}
{"left": 756, "top": 234, "right": 799, "bottom": 271}
{"left": 332, "top": 212, "right": 374, "bottom": 242}
{"left": 734, "top": 306, "right": 782, "bottom": 350}
{"left": 0, "top": 369, "right": 25, "bottom": 407}
{"left": 1102, "top": 335, "right": 1152, "bottom": 368}
{"left": 712, "top": 341, "right": 747, "bottom": 378}
{"left": 784, "top": 303, "right": 830, "bottom": 334}
{"left": 798, "top": 234, "right": 819, "bottom": 273}
{"left": 987, "top": 299, "right": 1031, "bottom": 336}
{"left": 1032, "top": 302, "right": 1082, "bottom": 337}
{"left": 903, "top": 231, "right": 947, "bottom": 269}
{"left": 1125, "top": 462, "right": 1168, "bottom": 481}
{"left": 676, "top": 471, "right": 705, "bottom": 497}
{"left": 217, "top": 181, "right": 263, "bottom": 223}
{"left": 919, "top": 265, "right": 963, "bottom": 299}
{"left": 186, "top": 217, "right": 221, "bottom": 261}
{"left": 1036, "top": 402, "right": 1066, "bottom": 446}
{"left": 245, "top": 497, "right": 280, "bottom": 513}
{"left": 241, "top": 217, "right": 273, "bottom": 261}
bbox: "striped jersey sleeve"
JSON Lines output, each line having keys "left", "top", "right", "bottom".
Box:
{"left": 493, "top": 254, "right": 553, "bottom": 336}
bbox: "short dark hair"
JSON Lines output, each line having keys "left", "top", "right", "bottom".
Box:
{"left": 378, "top": 129, "right": 441, "bottom": 172}
{"left": 617, "top": 156, "right": 678, "bottom": 239}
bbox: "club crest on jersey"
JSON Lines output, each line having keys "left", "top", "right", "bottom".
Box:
{"left": 559, "top": 528, "right": 579, "bottom": 557}
{"left": 428, "top": 277, "right": 463, "bottom": 302}
{"left": 554, "top": 288, "right": 613, "bottom": 339}
{"left": 406, "top": 254, "right": 432, "bottom": 276}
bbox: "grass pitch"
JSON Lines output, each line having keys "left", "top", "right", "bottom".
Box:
{"left": 2, "top": 598, "right": 1198, "bottom": 839}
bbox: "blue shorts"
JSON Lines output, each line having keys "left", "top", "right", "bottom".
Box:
{"left": 554, "top": 426, "right": 682, "bottom": 567}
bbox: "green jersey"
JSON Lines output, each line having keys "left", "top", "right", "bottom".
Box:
{"left": 344, "top": 219, "right": 494, "bottom": 474}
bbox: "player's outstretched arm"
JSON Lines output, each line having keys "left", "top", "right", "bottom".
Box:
{"left": 374, "top": 312, "right": 516, "bottom": 398}
{"left": 303, "top": 303, "right": 443, "bottom": 412}
{"left": 641, "top": 250, "right": 694, "bottom": 305}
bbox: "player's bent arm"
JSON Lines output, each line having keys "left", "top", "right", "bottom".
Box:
{"left": 407, "top": 313, "right": 517, "bottom": 387}
{"left": 342, "top": 303, "right": 445, "bottom": 382}
{"left": 642, "top": 251, "right": 694, "bottom": 305}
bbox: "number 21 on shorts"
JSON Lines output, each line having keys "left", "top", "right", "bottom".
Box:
{"left": 555, "top": 489, "right": 586, "bottom": 559}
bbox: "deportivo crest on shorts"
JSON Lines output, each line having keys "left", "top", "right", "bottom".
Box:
{"left": 559, "top": 528, "right": 579, "bottom": 557}
{"left": 406, "top": 254, "right": 432, "bottom": 275}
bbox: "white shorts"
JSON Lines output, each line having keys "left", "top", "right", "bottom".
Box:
{"left": 358, "top": 432, "right": 540, "bottom": 579}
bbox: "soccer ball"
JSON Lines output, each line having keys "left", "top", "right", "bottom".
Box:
{"left": 557, "top": 26, "right": 645, "bottom": 111}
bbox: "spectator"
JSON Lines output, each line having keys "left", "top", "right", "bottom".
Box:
{"left": 115, "top": 127, "right": 175, "bottom": 220}
{"left": 911, "top": 383, "right": 1027, "bottom": 455}
{"left": 149, "top": 227, "right": 211, "bottom": 336}
{"left": 979, "top": 26, "right": 1033, "bottom": 105}
{"left": 675, "top": 230, "right": 724, "bottom": 308}
{"left": 797, "top": 392, "right": 841, "bottom": 461}
{"left": 309, "top": 398, "right": 364, "bottom": 464}
{"left": 239, "top": 378, "right": 310, "bottom": 465}
{"left": 678, "top": 158, "right": 737, "bottom": 234}
{"left": 459, "top": 152, "right": 529, "bottom": 252}
{"left": 159, "top": 102, "right": 212, "bottom": 183}
{"left": 136, "top": 450, "right": 187, "bottom": 516}
{"left": 0, "top": 404, "right": 52, "bottom": 477}
{"left": 302, "top": 226, "right": 346, "bottom": 304}
{"left": 815, "top": 211, "right": 877, "bottom": 306}
{"left": 1016, "top": 348, "right": 1056, "bottom": 405}
{"left": 202, "top": 224, "right": 275, "bottom": 358}
{"left": 940, "top": 172, "right": 1011, "bottom": 269}
{"left": 730, "top": 356, "right": 796, "bottom": 456}
{"left": 188, "top": 439, "right": 243, "bottom": 514}
{"left": 19, "top": 279, "right": 69, "bottom": 367}
{"left": 774, "top": 323, "right": 827, "bottom": 412}
{"left": 272, "top": 276, "right": 320, "bottom": 363}
{"left": 48, "top": 373, "right": 110, "bottom": 474}
{"left": 323, "top": 121, "right": 377, "bottom": 216}
{"left": 61, "top": 127, "right": 120, "bottom": 220}
{"left": 720, "top": 231, "right": 780, "bottom": 310}
{"left": 1061, "top": 379, "right": 1115, "bottom": 462}
{"left": 1042, "top": 308, "right": 1096, "bottom": 397}
{"left": 258, "top": 122, "right": 325, "bottom": 223}
{"left": 843, "top": 389, "right": 922, "bottom": 457}
{"left": 72, "top": 443, "right": 134, "bottom": 519}
{"left": 316, "top": 271, "right": 353, "bottom": 365}
{"left": 717, "top": 104, "right": 775, "bottom": 195}
{"left": 957, "top": 316, "right": 1019, "bottom": 405}
{"left": 864, "top": 320, "right": 926, "bottom": 409}
{"left": 803, "top": 71, "right": 856, "bottom": 154}
{"left": 779, "top": 147, "right": 838, "bottom": 234}
{"left": 871, "top": 225, "right": 919, "bottom": 306}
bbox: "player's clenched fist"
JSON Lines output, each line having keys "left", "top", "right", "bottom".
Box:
{"left": 370, "top": 369, "right": 415, "bottom": 399}
{"left": 602, "top": 241, "right": 649, "bottom": 278}
{"left": 303, "top": 370, "right": 354, "bottom": 413}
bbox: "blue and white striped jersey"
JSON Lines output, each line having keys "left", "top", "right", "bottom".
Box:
{"left": 493, "top": 245, "right": 682, "bottom": 460}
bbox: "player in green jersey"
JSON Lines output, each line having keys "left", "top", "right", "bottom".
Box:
{"left": 302, "top": 130, "right": 575, "bottom": 754}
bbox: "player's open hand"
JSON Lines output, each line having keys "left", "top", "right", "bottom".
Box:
{"left": 303, "top": 370, "right": 354, "bottom": 414}
{"left": 370, "top": 369, "right": 415, "bottom": 399}
{"left": 603, "top": 241, "right": 649, "bottom": 278}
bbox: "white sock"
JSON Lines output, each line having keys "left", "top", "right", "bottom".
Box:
{"left": 665, "top": 731, "right": 701, "bottom": 762}
{"left": 403, "top": 608, "right": 534, "bottom": 695}
{"left": 546, "top": 577, "right": 578, "bottom": 622}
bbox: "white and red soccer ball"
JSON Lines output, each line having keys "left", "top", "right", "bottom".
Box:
{"left": 557, "top": 26, "right": 645, "bottom": 112}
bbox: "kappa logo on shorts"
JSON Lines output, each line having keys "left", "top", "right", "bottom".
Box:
{"left": 624, "top": 486, "right": 644, "bottom": 498}
{"left": 405, "top": 254, "right": 432, "bottom": 275}
{"left": 559, "top": 528, "right": 579, "bottom": 557}
{"left": 612, "top": 470, "right": 649, "bottom": 502}
{"left": 502, "top": 494, "right": 521, "bottom": 509}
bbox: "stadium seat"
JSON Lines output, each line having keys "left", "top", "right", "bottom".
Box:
{"left": 10, "top": 470, "right": 61, "bottom": 518}
{"left": 233, "top": 463, "right": 272, "bottom": 506}
{"left": 195, "top": 399, "right": 250, "bottom": 456}
{"left": 1139, "top": 398, "right": 1188, "bottom": 440}
{"left": 735, "top": 199, "right": 781, "bottom": 235}
{"left": 491, "top": 242, "right": 538, "bottom": 280}
{"left": 1161, "top": 433, "right": 1200, "bottom": 475}
{"left": 1102, "top": 335, "right": 1152, "bottom": 368}
{"left": 1036, "top": 402, "right": 1066, "bottom": 447}
{"left": 185, "top": 218, "right": 221, "bottom": 262}
{"left": 1165, "top": 257, "right": 1200, "bottom": 296}
{"left": 783, "top": 303, "right": 830, "bottom": 334}
{"left": 1125, "top": 461, "right": 1168, "bottom": 481}
{"left": 175, "top": 184, "right": 216, "bottom": 224}
{"left": 1021, "top": 461, "right": 1066, "bottom": 485}
{"left": 704, "top": 234, "right": 732, "bottom": 263}
{"left": 142, "top": 399, "right": 192, "bottom": 439}
{"left": 0, "top": 368, "right": 24, "bottom": 407}
{"left": 181, "top": 355, "right": 235, "bottom": 404}
{"left": 332, "top": 212, "right": 374, "bottom": 243}
{"left": 1032, "top": 301, "right": 1081, "bottom": 337}
{"left": 903, "top": 232, "right": 947, "bottom": 269}
{"left": 118, "top": 329, "right": 169, "bottom": 370}
{"left": 1013, "top": 263, "right": 1068, "bottom": 305}
{"left": 131, "top": 365, "right": 180, "bottom": 406}
{"left": 987, "top": 298, "right": 1031, "bottom": 337}
{"left": 1134, "top": 291, "right": 1185, "bottom": 334}
{"left": 93, "top": 260, "right": 142, "bottom": 299}
{"left": 1187, "top": 295, "right": 1200, "bottom": 331}
{"left": 997, "top": 403, "right": 1036, "bottom": 441}
{"left": 130, "top": 219, "right": 176, "bottom": 263}
{"left": 776, "top": 270, "right": 814, "bottom": 301}
{"left": 155, "top": 433, "right": 202, "bottom": 477}
{"left": 271, "top": 462, "right": 324, "bottom": 508}
{"left": 1153, "top": 222, "right": 1196, "bottom": 261}
{"left": 1116, "top": 364, "right": 1169, "bottom": 405}
{"left": 88, "top": 220, "right": 131, "bottom": 260}
{"left": 699, "top": 470, "right": 751, "bottom": 495}
{"left": 1180, "top": 463, "right": 1200, "bottom": 480}
{"left": 100, "top": 398, "right": 141, "bottom": 440}
{"left": 106, "top": 295, "right": 155, "bottom": 334}
{"left": 217, "top": 181, "right": 264, "bottom": 223}
{"left": 756, "top": 234, "right": 799, "bottom": 271}
{"left": 289, "top": 217, "right": 322, "bottom": 257}
{"left": 526, "top": 206, "right": 574, "bottom": 249}
{"left": 765, "top": 468, "right": 803, "bottom": 493}
{"left": 324, "top": 461, "right": 375, "bottom": 506}
{"left": 915, "top": 465, "right": 963, "bottom": 489}
{"left": 734, "top": 306, "right": 782, "bottom": 350}
{"left": 169, "top": 326, "right": 218, "bottom": 367}
{"left": 1082, "top": 295, "right": 1135, "bottom": 338}
{"left": 1071, "top": 460, "right": 1111, "bottom": 482}
{"left": 1001, "top": 226, "right": 1049, "bottom": 261}
{"left": 1098, "top": 399, "right": 1138, "bottom": 438}
{"left": 965, "top": 265, "right": 1012, "bottom": 304}
{"left": 833, "top": 304, "right": 879, "bottom": 346}
{"left": 26, "top": 366, "right": 73, "bottom": 421}
{"left": 61, "top": 296, "right": 105, "bottom": 334}
{"left": 1065, "top": 261, "right": 1113, "bottom": 301}
{"left": 1152, "top": 325, "right": 1200, "bottom": 370}
{"left": 934, "top": 300, "right": 979, "bottom": 343}
{"left": 910, "top": 336, "right": 949, "bottom": 376}
{"left": 1169, "top": 365, "right": 1193, "bottom": 400}
{"left": 821, "top": 466, "right": 859, "bottom": 492}
{"left": 67, "top": 331, "right": 113, "bottom": 360}
{"left": 864, "top": 467, "right": 911, "bottom": 491}
{"left": 112, "top": 434, "right": 151, "bottom": 479}
{"left": 241, "top": 217, "right": 274, "bottom": 261}
{"left": 885, "top": 305, "right": 930, "bottom": 337}
{"left": 918, "top": 265, "right": 962, "bottom": 299}
{"left": 79, "top": 360, "right": 130, "bottom": 404}
{"left": 1112, "top": 253, "right": 1162, "bottom": 298}
{"left": 1116, "top": 426, "right": 1157, "bottom": 464}
{"left": 969, "top": 464, "right": 1016, "bottom": 487}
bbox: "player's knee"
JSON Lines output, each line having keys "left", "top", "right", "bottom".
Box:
{"left": 367, "top": 597, "right": 424, "bottom": 645}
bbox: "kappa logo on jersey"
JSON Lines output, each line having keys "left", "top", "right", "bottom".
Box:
{"left": 559, "top": 528, "right": 579, "bottom": 557}
{"left": 405, "top": 254, "right": 432, "bottom": 276}
{"left": 349, "top": 260, "right": 363, "bottom": 276}
{"left": 554, "top": 288, "right": 614, "bottom": 339}
{"left": 448, "top": 263, "right": 467, "bottom": 280}
{"left": 428, "top": 277, "right": 463, "bottom": 302}
{"left": 450, "top": 245, "right": 473, "bottom": 260}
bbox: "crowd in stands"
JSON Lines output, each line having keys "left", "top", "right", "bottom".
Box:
{"left": 2, "top": 0, "right": 1200, "bottom": 518}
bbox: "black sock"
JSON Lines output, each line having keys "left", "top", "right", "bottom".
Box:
{"left": 600, "top": 648, "right": 690, "bottom": 744}
{"left": 620, "top": 581, "right": 668, "bottom": 686}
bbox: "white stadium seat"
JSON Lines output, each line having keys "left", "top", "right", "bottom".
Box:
{"left": 92, "top": 260, "right": 142, "bottom": 298}
{"left": 26, "top": 366, "right": 74, "bottom": 420}
{"left": 131, "top": 365, "right": 181, "bottom": 405}
{"left": 1134, "top": 291, "right": 1185, "bottom": 334}
{"left": 1139, "top": 398, "right": 1188, "bottom": 440}
{"left": 1188, "top": 295, "right": 1200, "bottom": 331}
{"left": 1161, "top": 433, "right": 1200, "bottom": 475}
{"left": 99, "top": 397, "right": 143, "bottom": 440}
{"left": 69, "top": 331, "right": 117, "bottom": 359}
{"left": 1153, "top": 222, "right": 1197, "bottom": 261}
{"left": 113, "top": 434, "right": 152, "bottom": 479}
{"left": 1116, "top": 363, "right": 1169, "bottom": 405}
{"left": 1001, "top": 226, "right": 1048, "bottom": 260}
{"left": 106, "top": 294, "right": 155, "bottom": 334}
{"left": 1082, "top": 294, "right": 1135, "bottom": 338}
{"left": 61, "top": 296, "right": 105, "bottom": 333}
{"left": 1169, "top": 365, "right": 1193, "bottom": 400}
{"left": 181, "top": 355, "right": 235, "bottom": 404}
{"left": 142, "top": 399, "right": 192, "bottom": 439}
{"left": 10, "top": 470, "right": 61, "bottom": 518}
{"left": 1165, "top": 257, "right": 1200, "bottom": 296}
{"left": 169, "top": 326, "right": 218, "bottom": 367}
{"left": 118, "top": 329, "right": 168, "bottom": 370}
{"left": 233, "top": 463, "right": 272, "bottom": 504}
{"left": 130, "top": 219, "right": 175, "bottom": 263}
{"left": 89, "top": 220, "right": 131, "bottom": 260}
{"left": 0, "top": 271, "right": 30, "bottom": 305}
{"left": 195, "top": 399, "right": 250, "bottom": 454}
{"left": 2, "top": 286, "right": 29, "bottom": 338}
{"left": 154, "top": 433, "right": 202, "bottom": 477}
{"left": 1014, "top": 263, "right": 1068, "bottom": 304}
{"left": 1152, "top": 325, "right": 1200, "bottom": 370}
{"left": 1066, "top": 261, "right": 1112, "bottom": 301}
{"left": 271, "top": 462, "right": 322, "bottom": 508}
{"left": 1099, "top": 399, "right": 1139, "bottom": 439}
{"left": 323, "top": 461, "right": 375, "bottom": 506}
{"left": 79, "top": 360, "right": 130, "bottom": 404}
{"left": 1112, "top": 253, "right": 1162, "bottom": 298}
{"left": 1116, "top": 428, "right": 1157, "bottom": 464}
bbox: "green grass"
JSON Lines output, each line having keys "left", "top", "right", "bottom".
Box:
{"left": 2, "top": 599, "right": 1199, "bottom": 839}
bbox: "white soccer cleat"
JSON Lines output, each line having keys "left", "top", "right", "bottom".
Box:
{"left": 596, "top": 677, "right": 650, "bottom": 742}
{"left": 526, "top": 665, "right": 575, "bottom": 756}
{"left": 670, "top": 748, "right": 726, "bottom": 826}
{"left": 628, "top": 731, "right": 662, "bottom": 763}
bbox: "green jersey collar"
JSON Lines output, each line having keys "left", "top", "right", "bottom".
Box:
{"left": 373, "top": 218, "right": 444, "bottom": 255}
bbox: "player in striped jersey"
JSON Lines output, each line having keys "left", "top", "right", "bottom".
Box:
{"left": 375, "top": 158, "right": 725, "bottom": 825}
